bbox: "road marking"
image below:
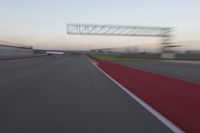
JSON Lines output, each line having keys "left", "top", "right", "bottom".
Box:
{"left": 88, "top": 58, "right": 184, "bottom": 133}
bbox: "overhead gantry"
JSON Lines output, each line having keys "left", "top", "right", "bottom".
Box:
{"left": 66, "top": 23, "right": 173, "bottom": 52}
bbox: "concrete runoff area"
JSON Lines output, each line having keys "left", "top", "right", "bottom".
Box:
{"left": 115, "top": 59, "right": 200, "bottom": 83}
{"left": 0, "top": 54, "right": 172, "bottom": 133}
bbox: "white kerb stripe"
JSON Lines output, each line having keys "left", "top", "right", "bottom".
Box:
{"left": 89, "top": 60, "right": 184, "bottom": 133}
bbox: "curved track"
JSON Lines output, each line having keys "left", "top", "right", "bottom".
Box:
{"left": 0, "top": 54, "right": 172, "bottom": 133}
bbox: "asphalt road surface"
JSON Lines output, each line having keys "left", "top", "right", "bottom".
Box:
{"left": 116, "top": 59, "right": 200, "bottom": 83}
{"left": 0, "top": 54, "right": 172, "bottom": 133}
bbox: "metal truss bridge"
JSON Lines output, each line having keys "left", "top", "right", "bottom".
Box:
{"left": 66, "top": 23, "right": 173, "bottom": 51}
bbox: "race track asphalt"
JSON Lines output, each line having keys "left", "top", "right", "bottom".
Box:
{"left": 0, "top": 54, "right": 172, "bottom": 133}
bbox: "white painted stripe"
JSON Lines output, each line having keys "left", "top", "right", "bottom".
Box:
{"left": 88, "top": 59, "right": 184, "bottom": 133}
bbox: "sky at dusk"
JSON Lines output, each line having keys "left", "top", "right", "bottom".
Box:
{"left": 0, "top": 0, "right": 199, "bottom": 50}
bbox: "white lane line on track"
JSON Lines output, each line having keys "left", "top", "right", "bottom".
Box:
{"left": 88, "top": 58, "right": 184, "bottom": 133}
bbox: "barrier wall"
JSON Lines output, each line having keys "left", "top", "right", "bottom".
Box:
{"left": 0, "top": 45, "right": 33, "bottom": 57}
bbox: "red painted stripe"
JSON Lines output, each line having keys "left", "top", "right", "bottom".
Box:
{"left": 96, "top": 59, "right": 200, "bottom": 133}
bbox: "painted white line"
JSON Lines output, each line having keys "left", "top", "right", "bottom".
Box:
{"left": 88, "top": 59, "right": 184, "bottom": 133}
